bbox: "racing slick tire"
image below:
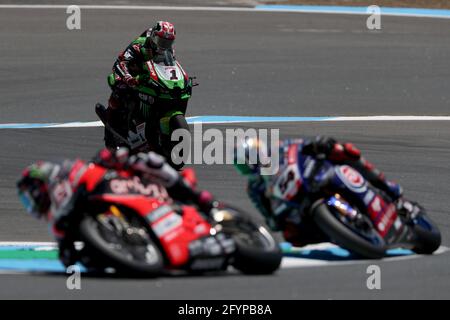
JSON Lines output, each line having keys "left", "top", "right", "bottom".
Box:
{"left": 218, "top": 207, "right": 282, "bottom": 274}
{"left": 411, "top": 211, "right": 441, "bottom": 254}
{"left": 312, "top": 201, "right": 386, "bottom": 259}
{"left": 79, "top": 214, "right": 164, "bottom": 276}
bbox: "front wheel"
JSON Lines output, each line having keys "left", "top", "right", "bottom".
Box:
{"left": 162, "top": 113, "right": 190, "bottom": 170}
{"left": 411, "top": 210, "right": 441, "bottom": 254}
{"left": 79, "top": 212, "right": 164, "bottom": 276}
{"left": 216, "top": 207, "right": 282, "bottom": 274}
{"left": 311, "top": 201, "right": 386, "bottom": 259}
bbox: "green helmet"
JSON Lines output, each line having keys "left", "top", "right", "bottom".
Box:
{"left": 16, "top": 162, "right": 55, "bottom": 219}
{"left": 233, "top": 137, "right": 271, "bottom": 176}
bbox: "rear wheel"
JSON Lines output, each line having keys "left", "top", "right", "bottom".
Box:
{"left": 79, "top": 212, "right": 164, "bottom": 276}
{"left": 312, "top": 201, "right": 386, "bottom": 259}
{"left": 216, "top": 207, "right": 282, "bottom": 274}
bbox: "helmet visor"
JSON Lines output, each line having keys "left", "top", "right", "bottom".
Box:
{"left": 154, "top": 36, "right": 174, "bottom": 50}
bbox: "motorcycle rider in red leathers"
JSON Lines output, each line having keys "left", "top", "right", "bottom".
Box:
{"left": 16, "top": 148, "right": 216, "bottom": 267}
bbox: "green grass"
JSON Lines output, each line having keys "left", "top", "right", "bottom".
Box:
{"left": 0, "top": 249, "right": 58, "bottom": 260}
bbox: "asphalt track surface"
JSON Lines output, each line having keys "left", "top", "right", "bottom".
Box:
{"left": 0, "top": 6, "right": 450, "bottom": 299}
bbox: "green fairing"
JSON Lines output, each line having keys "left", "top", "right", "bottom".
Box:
{"left": 137, "top": 86, "right": 157, "bottom": 97}
{"left": 138, "top": 63, "right": 191, "bottom": 100}
{"left": 132, "top": 37, "right": 146, "bottom": 46}
{"left": 140, "top": 47, "right": 152, "bottom": 61}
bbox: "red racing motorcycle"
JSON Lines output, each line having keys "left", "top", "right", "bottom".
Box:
{"left": 66, "top": 164, "right": 282, "bottom": 276}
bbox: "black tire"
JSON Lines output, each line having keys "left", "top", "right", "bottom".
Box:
{"left": 218, "top": 207, "right": 282, "bottom": 274}
{"left": 411, "top": 213, "right": 441, "bottom": 254}
{"left": 312, "top": 201, "right": 386, "bottom": 259}
{"left": 79, "top": 215, "right": 164, "bottom": 276}
{"left": 232, "top": 224, "right": 283, "bottom": 275}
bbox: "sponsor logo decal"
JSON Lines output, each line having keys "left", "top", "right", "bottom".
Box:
{"left": 336, "top": 165, "right": 367, "bottom": 193}
{"left": 109, "top": 177, "right": 170, "bottom": 202}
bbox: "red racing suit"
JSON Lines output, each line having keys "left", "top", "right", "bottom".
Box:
{"left": 45, "top": 148, "right": 213, "bottom": 266}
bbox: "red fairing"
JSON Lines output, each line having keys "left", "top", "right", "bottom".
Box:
{"left": 181, "top": 168, "right": 197, "bottom": 189}
{"left": 77, "top": 164, "right": 107, "bottom": 192}
{"left": 287, "top": 144, "right": 298, "bottom": 165}
{"left": 68, "top": 160, "right": 87, "bottom": 186}
{"left": 93, "top": 195, "right": 212, "bottom": 267}
{"left": 155, "top": 206, "right": 211, "bottom": 267}
{"left": 367, "top": 195, "right": 398, "bottom": 237}
{"left": 94, "top": 194, "right": 161, "bottom": 215}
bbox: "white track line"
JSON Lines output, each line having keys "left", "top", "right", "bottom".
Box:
{"left": 1, "top": 115, "right": 450, "bottom": 130}
{"left": 324, "top": 116, "right": 450, "bottom": 121}
{"left": 0, "top": 4, "right": 449, "bottom": 20}
{"left": 0, "top": 5, "right": 256, "bottom": 11}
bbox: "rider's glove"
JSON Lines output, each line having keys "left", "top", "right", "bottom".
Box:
{"left": 329, "top": 142, "right": 361, "bottom": 162}
{"left": 94, "top": 148, "right": 130, "bottom": 170}
{"left": 124, "top": 74, "right": 139, "bottom": 88}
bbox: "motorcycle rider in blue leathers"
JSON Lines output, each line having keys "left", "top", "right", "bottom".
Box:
{"left": 233, "top": 136, "right": 418, "bottom": 246}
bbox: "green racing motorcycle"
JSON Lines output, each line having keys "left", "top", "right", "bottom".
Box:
{"left": 96, "top": 51, "right": 196, "bottom": 169}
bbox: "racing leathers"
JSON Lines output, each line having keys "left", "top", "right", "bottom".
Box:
{"left": 246, "top": 137, "right": 404, "bottom": 247}
{"left": 46, "top": 148, "right": 214, "bottom": 266}
{"left": 105, "top": 32, "right": 155, "bottom": 141}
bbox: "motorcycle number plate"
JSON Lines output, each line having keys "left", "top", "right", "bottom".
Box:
{"left": 154, "top": 63, "right": 182, "bottom": 81}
